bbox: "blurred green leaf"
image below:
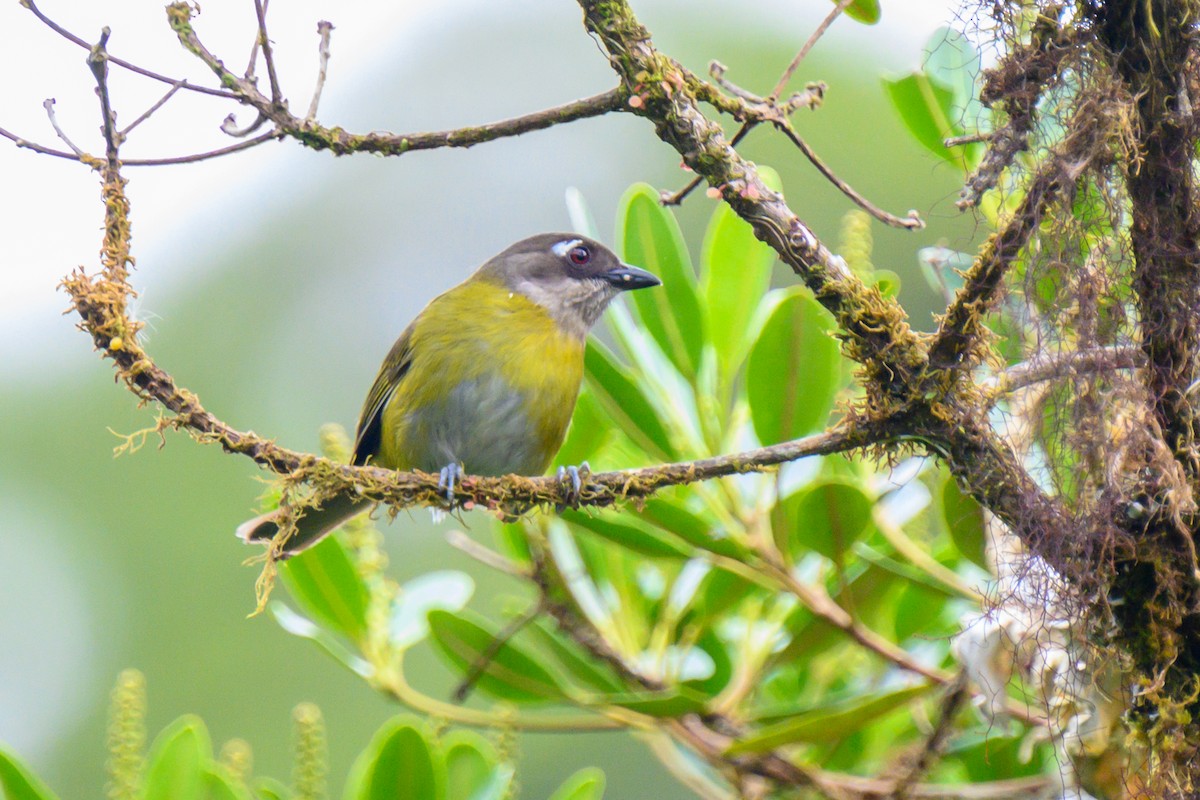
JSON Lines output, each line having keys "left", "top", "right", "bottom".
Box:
{"left": 555, "top": 391, "right": 610, "bottom": 468}
{"left": 941, "top": 475, "right": 988, "bottom": 568}
{"left": 350, "top": 718, "right": 442, "bottom": 800}
{"left": 271, "top": 604, "right": 373, "bottom": 677}
{"left": 204, "top": 765, "right": 253, "bottom": 800}
{"left": 428, "top": 610, "right": 567, "bottom": 702}
{"left": 882, "top": 72, "right": 960, "bottom": 164}
{"left": 252, "top": 777, "right": 292, "bottom": 800}
{"left": 280, "top": 534, "right": 370, "bottom": 644}
{"left": 694, "top": 567, "right": 760, "bottom": 623}
{"left": 563, "top": 510, "right": 691, "bottom": 560}
{"left": 746, "top": 289, "right": 840, "bottom": 446}
{"left": 584, "top": 340, "right": 675, "bottom": 460}
{"left": 638, "top": 498, "right": 745, "bottom": 558}
{"left": 143, "top": 715, "right": 210, "bottom": 800}
{"left": 700, "top": 168, "right": 780, "bottom": 386}
{"left": 441, "top": 731, "right": 508, "bottom": 800}
{"left": 873, "top": 269, "right": 901, "bottom": 299}
{"left": 602, "top": 687, "right": 709, "bottom": 717}
{"left": 838, "top": 0, "right": 880, "bottom": 24}
{"left": 547, "top": 767, "right": 606, "bottom": 800}
{"left": 775, "top": 480, "right": 872, "bottom": 562}
{"left": 526, "top": 621, "right": 625, "bottom": 693}
{"left": 730, "top": 685, "right": 930, "bottom": 753}
{"left": 565, "top": 187, "right": 600, "bottom": 240}
{"left": 616, "top": 183, "right": 706, "bottom": 380}
{"left": 689, "top": 628, "right": 733, "bottom": 696}
{"left": 391, "top": 571, "right": 475, "bottom": 649}
{"left": 0, "top": 743, "right": 61, "bottom": 800}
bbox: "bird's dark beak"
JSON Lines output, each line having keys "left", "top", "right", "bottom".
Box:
{"left": 602, "top": 264, "right": 662, "bottom": 291}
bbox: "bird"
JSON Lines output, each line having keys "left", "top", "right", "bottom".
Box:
{"left": 237, "top": 233, "right": 661, "bottom": 557}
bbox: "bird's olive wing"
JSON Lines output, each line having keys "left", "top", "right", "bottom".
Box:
{"left": 351, "top": 322, "right": 415, "bottom": 466}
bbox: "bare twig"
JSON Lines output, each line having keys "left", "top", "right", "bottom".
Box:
{"left": 42, "top": 99, "right": 83, "bottom": 156}
{"left": 445, "top": 529, "right": 527, "bottom": 577}
{"left": 120, "top": 81, "right": 184, "bottom": 137}
{"left": 945, "top": 131, "right": 991, "bottom": 147}
{"left": 22, "top": 0, "right": 238, "bottom": 100}
{"left": 986, "top": 346, "right": 1141, "bottom": 403}
{"left": 774, "top": 118, "right": 925, "bottom": 230}
{"left": 0, "top": 126, "right": 87, "bottom": 161}
{"left": 885, "top": 672, "right": 970, "bottom": 799}
{"left": 305, "top": 21, "right": 334, "bottom": 122}
{"left": 252, "top": 0, "right": 284, "bottom": 106}
{"left": 87, "top": 28, "right": 121, "bottom": 163}
{"left": 768, "top": 0, "right": 854, "bottom": 100}
{"left": 221, "top": 111, "right": 269, "bottom": 138}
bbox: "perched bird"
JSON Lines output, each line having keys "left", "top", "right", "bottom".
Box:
{"left": 237, "top": 233, "right": 661, "bottom": 556}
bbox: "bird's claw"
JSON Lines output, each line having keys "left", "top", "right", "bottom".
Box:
{"left": 555, "top": 461, "right": 591, "bottom": 508}
{"left": 438, "top": 462, "right": 462, "bottom": 505}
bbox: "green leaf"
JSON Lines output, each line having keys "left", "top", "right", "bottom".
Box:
{"left": 941, "top": 475, "right": 988, "bottom": 568}
{"left": 391, "top": 571, "right": 475, "bottom": 649}
{"left": 746, "top": 289, "right": 841, "bottom": 446}
{"left": 0, "top": 743, "right": 62, "bottom": 800}
{"left": 204, "top": 765, "right": 253, "bottom": 800}
{"left": 280, "top": 534, "right": 370, "bottom": 644}
{"left": 554, "top": 390, "right": 610, "bottom": 468}
{"left": 730, "top": 685, "right": 931, "bottom": 753}
{"left": 271, "top": 603, "right": 373, "bottom": 677}
{"left": 701, "top": 168, "right": 780, "bottom": 385}
{"left": 616, "top": 183, "right": 705, "bottom": 380}
{"left": 350, "top": 718, "right": 442, "bottom": 800}
{"left": 638, "top": 498, "right": 744, "bottom": 558}
{"left": 427, "top": 610, "right": 567, "bottom": 702}
{"left": 881, "top": 72, "right": 961, "bottom": 164}
{"left": 602, "top": 687, "right": 709, "bottom": 717}
{"left": 143, "top": 716, "right": 210, "bottom": 800}
{"left": 442, "top": 731, "right": 500, "bottom": 800}
{"left": 584, "top": 340, "right": 675, "bottom": 460}
{"left": 565, "top": 187, "right": 600, "bottom": 240}
{"left": 251, "top": 777, "right": 292, "bottom": 800}
{"left": 526, "top": 621, "right": 624, "bottom": 693}
{"left": 547, "top": 767, "right": 606, "bottom": 800}
{"left": 838, "top": 0, "right": 880, "bottom": 24}
{"left": 563, "top": 510, "right": 691, "bottom": 560}
{"left": 774, "top": 480, "right": 872, "bottom": 562}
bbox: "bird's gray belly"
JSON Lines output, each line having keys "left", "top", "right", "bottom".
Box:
{"left": 401, "top": 374, "right": 545, "bottom": 476}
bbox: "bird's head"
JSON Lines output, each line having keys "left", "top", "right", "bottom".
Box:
{"left": 480, "top": 233, "right": 661, "bottom": 339}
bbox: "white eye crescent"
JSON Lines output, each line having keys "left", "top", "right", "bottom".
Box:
{"left": 552, "top": 239, "right": 584, "bottom": 258}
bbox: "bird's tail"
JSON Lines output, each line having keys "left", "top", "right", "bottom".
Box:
{"left": 235, "top": 493, "right": 372, "bottom": 558}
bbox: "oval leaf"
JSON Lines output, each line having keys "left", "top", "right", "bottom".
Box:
{"left": 838, "top": 0, "right": 880, "bottom": 24}
{"left": 204, "top": 765, "right": 254, "bottom": 800}
{"left": 0, "top": 744, "right": 62, "bottom": 800}
{"left": 882, "top": 72, "right": 961, "bottom": 165}
{"left": 427, "top": 610, "right": 566, "bottom": 702}
{"left": 442, "top": 731, "right": 499, "bottom": 800}
{"left": 638, "top": 498, "right": 744, "bottom": 558}
{"left": 252, "top": 777, "right": 292, "bottom": 800}
{"left": 701, "top": 168, "right": 781, "bottom": 385}
{"left": 584, "top": 340, "right": 675, "bottom": 459}
{"left": 143, "top": 716, "right": 210, "bottom": 800}
{"left": 563, "top": 510, "right": 691, "bottom": 560}
{"left": 280, "top": 534, "right": 370, "bottom": 644}
{"left": 547, "top": 767, "right": 606, "bottom": 800}
{"left": 616, "top": 183, "right": 705, "bottom": 380}
{"left": 731, "top": 685, "right": 930, "bottom": 753}
{"left": 746, "top": 290, "right": 841, "bottom": 445}
{"left": 351, "top": 718, "right": 441, "bottom": 800}
{"left": 391, "top": 571, "right": 475, "bottom": 649}
{"left": 941, "top": 474, "right": 988, "bottom": 568}
{"left": 775, "top": 480, "right": 873, "bottom": 562}
{"left": 601, "top": 686, "right": 709, "bottom": 717}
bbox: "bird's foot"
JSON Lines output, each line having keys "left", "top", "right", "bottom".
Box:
{"left": 437, "top": 462, "right": 463, "bottom": 505}
{"left": 555, "top": 461, "right": 591, "bottom": 509}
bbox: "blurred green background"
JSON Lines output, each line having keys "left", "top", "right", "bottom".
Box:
{"left": 0, "top": 0, "right": 979, "bottom": 796}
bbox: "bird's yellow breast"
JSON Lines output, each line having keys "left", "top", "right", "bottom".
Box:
{"left": 377, "top": 276, "right": 585, "bottom": 474}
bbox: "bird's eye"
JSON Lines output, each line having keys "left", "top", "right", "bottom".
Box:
{"left": 568, "top": 245, "right": 591, "bottom": 266}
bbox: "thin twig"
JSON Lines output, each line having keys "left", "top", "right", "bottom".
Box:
{"left": 21, "top": 0, "right": 237, "bottom": 100}
{"left": 986, "top": 345, "right": 1141, "bottom": 404}
{"left": 452, "top": 602, "right": 545, "bottom": 702}
{"left": 252, "top": 0, "right": 283, "bottom": 106}
{"left": 42, "top": 99, "right": 83, "bottom": 156}
{"left": 445, "top": 529, "right": 527, "bottom": 577}
{"left": 221, "top": 111, "right": 269, "bottom": 138}
{"left": 0, "top": 126, "right": 86, "bottom": 161}
{"left": 87, "top": 28, "right": 121, "bottom": 163}
{"left": 774, "top": 118, "right": 924, "bottom": 229}
{"left": 305, "top": 21, "right": 334, "bottom": 122}
{"left": 769, "top": 0, "right": 854, "bottom": 100}
{"left": 885, "top": 671, "right": 970, "bottom": 799}
{"left": 120, "top": 81, "right": 184, "bottom": 137}
{"left": 945, "top": 131, "right": 992, "bottom": 147}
